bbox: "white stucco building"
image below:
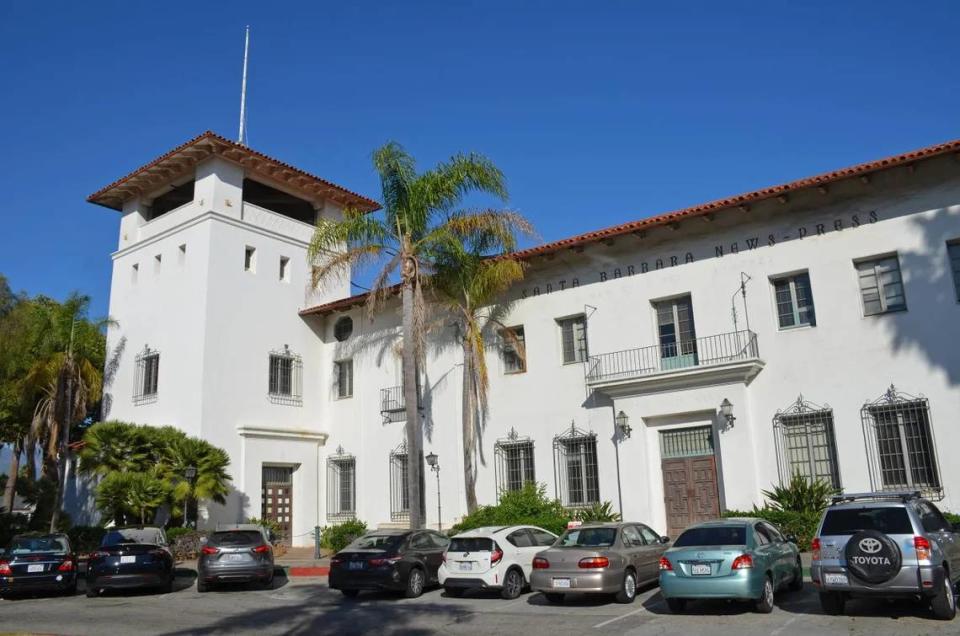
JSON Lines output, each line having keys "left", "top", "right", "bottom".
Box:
{"left": 87, "top": 132, "right": 960, "bottom": 545}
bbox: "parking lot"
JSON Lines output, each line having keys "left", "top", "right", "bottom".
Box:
{"left": 0, "top": 570, "right": 956, "bottom": 636}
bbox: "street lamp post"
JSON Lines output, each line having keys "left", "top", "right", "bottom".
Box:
{"left": 425, "top": 452, "right": 441, "bottom": 532}
{"left": 183, "top": 465, "right": 197, "bottom": 528}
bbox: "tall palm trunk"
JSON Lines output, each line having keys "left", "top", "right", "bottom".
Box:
{"left": 401, "top": 266, "right": 424, "bottom": 529}
{"left": 461, "top": 334, "right": 478, "bottom": 513}
{"left": 3, "top": 439, "right": 21, "bottom": 513}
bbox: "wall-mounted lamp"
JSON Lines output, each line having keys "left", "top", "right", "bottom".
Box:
{"left": 720, "top": 398, "right": 736, "bottom": 427}
{"left": 615, "top": 410, "right": 632, "bottom": 439}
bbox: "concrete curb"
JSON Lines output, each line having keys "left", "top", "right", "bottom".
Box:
{"left": 287, "top": 566, "right": 330, "bottom": 577}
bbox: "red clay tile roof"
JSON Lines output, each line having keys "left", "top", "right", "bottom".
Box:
{"left": 87, "top": 130, "right": 380, "bottom": 213}
{"left": 300, "top": 137, "right": 960, "bottom": 317}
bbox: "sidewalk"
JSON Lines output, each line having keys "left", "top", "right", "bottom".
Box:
{"left": 276, "top": 546, "right": 330, "bottom": 577}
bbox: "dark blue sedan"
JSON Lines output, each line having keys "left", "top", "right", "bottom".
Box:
{"left": 86, "top": 527, "right": 174, "bottom": 597}
{"left": 0, "top": 533, "right": 78, "bottom": 597}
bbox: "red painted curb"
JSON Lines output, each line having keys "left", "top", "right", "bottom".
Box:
{"left": 288, "top": 566, "right": 330, "bottom": 577}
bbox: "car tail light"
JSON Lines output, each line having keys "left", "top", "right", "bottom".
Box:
{"left": 0, "top": 561, "right": 11, "bottom": 576}
{"left": 811, "top": 538, "right": 821, "bottom": 561}
{"left": 490, "top": 547, "right": 504, "bottom": 566}
{"left": 90, "top": 551, "right": 110, "bottom": 560}
{"left": 532, "top": 557, "right": 550, "bottom": 569}
{"left": 578, "top": 557, "right": 609, "bottom": 569}
{"left": 914, "top": 536, "right": 932, "bottom": 561}
{"left": 201, "top": 546, "right": 220, "bottom": 556}
{"left": 369, "top": 556, "right": 401, "bottom": 567}
{"left": 58, "top": 560, "right": 75, "bottom": 572}
{"left": 658, "top": 557, "right": 673, "bottom": 571}
{"left": 252, "top": 545, "right": 271, "bottom": 554}
{"left": 150, "top": 549, "right": 167, "bottom": 558}
{"left": 330, "top": 557, "right": 343, "bottom": 567}
{"left": 731, "top": 554, "right": 754, "bottom": 570}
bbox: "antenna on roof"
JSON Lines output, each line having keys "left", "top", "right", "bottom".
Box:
{"left": 238, "top": 25, "right": 251, "bottom": 146}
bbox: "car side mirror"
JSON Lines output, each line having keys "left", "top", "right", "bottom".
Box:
{"left": 659, "top": 536, "right": 670, "bottom": 544}
{"left": 786, "top": 535, "right": 798, "bottom": 545}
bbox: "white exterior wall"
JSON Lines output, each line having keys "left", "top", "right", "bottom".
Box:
{"left": 98, "top": 148, "right": 960, "bottom": 545}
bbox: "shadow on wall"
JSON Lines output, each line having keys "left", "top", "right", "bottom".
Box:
{"left": 100, "top": 335, "right": 127, "bottom": 421}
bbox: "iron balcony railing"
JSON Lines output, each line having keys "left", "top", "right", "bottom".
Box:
{"left": 380, "top": 385, "right": 423, "bottom": 422}
{"left": 585, "top": 330, "right": 759, "bottom": 383}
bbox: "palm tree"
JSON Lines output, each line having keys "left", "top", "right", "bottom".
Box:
{"left": 309, "top": 142, "right": 521, "bottom": 529}
{"left": 162, "top": 436, "right": 232, "bottom": 525}
{"left": 77, "top": 421, "right": 152, "bottom": 477}
{"left": 432, "top": 235, "right": 530, "bottom": 513}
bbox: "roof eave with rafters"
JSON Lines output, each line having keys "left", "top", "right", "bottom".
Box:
{"left": 86, "top": 130, "right": 381, "bottom": 213}
{"left": 299, "top": 137, "right": 960, "bottom": 318}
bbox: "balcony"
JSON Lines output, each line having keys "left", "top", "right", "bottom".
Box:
{"left": 380, "top": 386, "right": 422, "bottom": 423}
{"left": 585, "top": 331, "right": 764, "bottom": 396}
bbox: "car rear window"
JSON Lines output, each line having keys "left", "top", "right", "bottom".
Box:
{"left": 557, "top": 528, "right": 617, "bottom": 548}
{"left": 674, "top": 526, "right": 747, "bottom": 547}
{"left": 449, "top": 538, "right": 494, "bottom": 552}
{"left": 821, "top": 507, "right": 914, "bottom": 535}
{"left": 102, "top": 529, "right": 163, "bottom": 546}
{"left": 347, "top": 534, "right": 404, "bottom": 551}
{"left": 209, "top": 531, "right": 263, "bottom": 547}
{"left": 9, "top": 536, "right": 68, "bottom": 555}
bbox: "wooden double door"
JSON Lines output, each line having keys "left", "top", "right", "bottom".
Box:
{"left": 261, "top": 466, "right": 293, "bottom": 542}
{"left": 661, "top": 430, "right": 720, "bottom": 539}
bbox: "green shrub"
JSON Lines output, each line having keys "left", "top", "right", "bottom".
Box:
{"left": 575, "top": 501, "right": 621, "bottom": 523}
{"left": 761, "top": 473, "right": 838, "bottom": 514}
{"left": 0, "top": 513, "right": 29, "bottom": 549}
{"left": 247, "top": 517, "right": 283, "bottom": 543}
{"left": 944, "top": 512, "right": 960, "bottom": 526}
{"left": 165, "top": 527, "right": 195, "bottom": 543}
{"left": 723, "top": 507, "right": 821, "bottom": 550}
{"left": 66, "top": 525, "right": 106, "bottom": 553}
{"left": 451, "top": 483, "right": 571, "bottom": 536}
{"left": 319, "top": 519, "right": 368, "bottom": 553}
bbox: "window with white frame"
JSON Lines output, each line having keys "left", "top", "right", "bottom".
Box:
{"left": 558, "top": 315, "right": 588, "bottom": 364}
{"left": 326, "top": 448, "right": 356, "bottom": 521}
{"left": 335, "top": 359, "right": 353, "bottom": 398}
{"left": 948, "top": 241, "right": 960, "bottom": 301}
{"left": 494, "top": 430, "right": 536, "bottom": 495}
{"left": 856, "top": 255, "right": 906, "bottom": 315}
{"left": 501, "top": 326, "right": 526, "bottom": 374}
{"left": 772, "top": 272, "right": 816, "bottom": 329}
{"left": 134, "top": 347, "right": 159, "bottom": 404}
{"left": 268, "top": 347, "right": 302, "bottom": 405}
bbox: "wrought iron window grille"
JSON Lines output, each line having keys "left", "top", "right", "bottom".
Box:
{"left": 326, "top": 446, "right": 356, "bottom": 521}
{"left": 553, "top": 422, "right": 600, "bottom": 508}
{"left": 133, "top": 345, "right": 160, "bottom": 405}
{"left": 389, "top": 442, "right": 411, "bottom": 522}
{"left": 494, "top": 428, "right": 536, "bottom": 498}
{"left": 268, "top": 345, "right": 303, "bottom": 406}
{"left": 861, "top": 385, "right": 942, "bottom": 500}
{"left": 773, "top": 395, "right": 841, "bottom": 488}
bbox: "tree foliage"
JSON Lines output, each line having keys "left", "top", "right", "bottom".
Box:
{"left": 450, "top": 483, "right": 572, "bottom": 536}
{"left": 761, "top": 473, "right": 838, "bottom": 514}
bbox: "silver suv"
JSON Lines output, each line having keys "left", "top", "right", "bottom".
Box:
{"left": 811, "top": 491, "right": 960, "bottom": 620}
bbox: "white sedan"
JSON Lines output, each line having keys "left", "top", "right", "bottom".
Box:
{"left": 439, "top": 525, "right": 558, "bottom": 599}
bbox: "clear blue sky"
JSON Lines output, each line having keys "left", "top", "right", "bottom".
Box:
{"left": 2, "top": 1, "right": 958, "bottom": 317}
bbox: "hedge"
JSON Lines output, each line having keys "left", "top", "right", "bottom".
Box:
{"left": 723, "top": 508, "right": 821, "bottom": 550}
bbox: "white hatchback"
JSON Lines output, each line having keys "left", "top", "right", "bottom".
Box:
{"left": 438, "top": 525, "right": 558, "bottom": 599}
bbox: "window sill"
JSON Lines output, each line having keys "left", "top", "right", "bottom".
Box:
{"left": 777, "top": 324, "right": 816, "bottom": 332}
{"left": 133, "top": 394, "right": 158, "bottom": 406}
{"left": 268, "top": 393, "right": 303, "bottom": 406}
{"left": 504, "top": 370, "right": 527, "bottom": 376}
{"left": 335, "top": 394, "right": 354, "bottom": 400}
{"left": 863, "top": 306, "right": 908, "bottom": 318}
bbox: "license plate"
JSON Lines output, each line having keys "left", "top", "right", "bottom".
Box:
{"left": 347, "top": 561, "right": 365, "bottom": 570}
{"left": 691, "top": 564, "right": 711, "bottom": 576}
{"left": 458, "top": 562, "right": 473, "bottom": 572}
{"left": 552, "top": 577, "right": 571, "bottom": 588}
{"left": 226, "top": 553, "right": 246, "bottom": 562}
{"left": 120, "top": 555, "right": 136, "bottom": 564}
{"left": 27, "top": 564, "right": 44, "bottom": 573}
{"left": 823, "top": 573, "right": 848, "bottom": 586}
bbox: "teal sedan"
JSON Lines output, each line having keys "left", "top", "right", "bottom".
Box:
{"left": 658, "top": 518, "right": 803, "bottom": 613}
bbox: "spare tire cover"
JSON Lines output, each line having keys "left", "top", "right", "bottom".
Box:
{"left": 844, "top": 529, "right": 902, "bottom": 584}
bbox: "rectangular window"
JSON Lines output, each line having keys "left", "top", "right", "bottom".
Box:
{"left": 948, "top": 241, "right": 960, "bottom": 301}
{"left": 389, "top": 448, "right": 410, "bottom": 521}
{"left": 501, "top": 326, "right": 526, "bottom": 374}
{"left": 559, "top": 436, "right": 599, "bottom": 506}
{"left": 244, "top": 246, "right": 256, "bottom": 272}
{"left": 327, "top": 456, "right": 356, "bottom": 520}
{"left": 872, "top": 403, "right": 939, "bottom": 492}
{"left": 178, "top": 244, "right": 187, "bottom": 265}
{"left": 773, "top": 272, "right": 816, "bottom": 329}
{"left": 558, "top": 316, "right": 588, "bottom": 364}
{"left": 495, "top": 440, "right": 535, "bottom": 494}
{"left": 132, "top": 263, "right": 139, "bottom": 284}
{"left": 154, "top": 254, "right": 162, "bottom": 274}
{"left": 778, "top": 413, "right": 840, "bottom": 488}
{"left": 134, "top": 349, "right": 159, "bottom": 404}
{"left": 335, "top": 359, "right": 353, "bottom": 398}
{"left": 856, "top": 255, "right": 906, "bottom": 315}
{"left": 268, "top": 348, "right": 302, "bottom": 405}
{"left": 279, "top": 256, "right": 290, "bottom": 282}
{"left": 654, "top": 296, "right": 697, "bottom": 369}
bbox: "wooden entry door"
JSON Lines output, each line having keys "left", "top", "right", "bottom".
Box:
{"left": 660, "top": 426, "right": 720, "bottom": 538}
{"left": 261, "top": 466, "right": 293, "bottom": 543}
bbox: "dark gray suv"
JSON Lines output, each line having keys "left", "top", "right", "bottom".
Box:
{"left": 811, "top": 491, "right": 960, "bottom": 620}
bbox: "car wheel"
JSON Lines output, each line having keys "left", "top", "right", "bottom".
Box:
{"left": 819, "top": 591, "right": 845, "bottom": 615}
{"left": 544, "top": 592, "right": 565, "bottom": 604}
{"left": 666, "top": 598, "right": 686, "bottom": 613}
{"left": 197, "top": 579, "right": 209, "bottom": 593}
{"left": 615, "top": 569, "right": 637, "bottom": 604}
{"left": 341, "top": 589, "right": 360, "bottom": 598}
{"left": 501, "top": 569, "right": 524, "bottom": 600}
{"left": 444, "top": 587, "right": 464, "bottom": 597}
{"left": 86, "top": 584, "right": 99, "bottom": 598}
{"left": 789, "top": 559, "right": 803, "bottom": 592}
{"left": 754, "top": 575, "right": 774, "bottom": 613}
{"left": 405, "top": 568, "right": 425, "bottom": 599}
{"left": 931, "top": 571, "right": 957, "bottom": 620}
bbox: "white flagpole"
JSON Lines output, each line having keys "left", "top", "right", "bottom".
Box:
{"left": 238, "top": 25, "right": 250, "bottom": 145}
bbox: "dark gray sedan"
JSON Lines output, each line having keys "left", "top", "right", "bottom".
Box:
{"left": 197, "top": 527, "right": 274, "bottom": 592}
{"left": 529, "top": 522, "right": 670, "bottom": 604}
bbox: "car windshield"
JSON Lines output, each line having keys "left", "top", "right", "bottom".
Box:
{"left": 821, "top": 507, "right": 913, "bottom": 535}
{"left": 557, "top": 527, "right": 617, "bottom": 548}
{"left": 347, "top": 534, "right": 404, "bottom": 551}
{"left": 102, "top": 529, "right": 163, "bottom": 546}
{"left": 449, "top": 538, "right": 494, "bottom": 552}
{"left": 209, "top": 531, "right": 263, "bottom": 547}
{"left": 674, "top": 526, "right": 747, "bottom": 547}
{"left": 9, "top": 536, "right": 68, "bottom": 555}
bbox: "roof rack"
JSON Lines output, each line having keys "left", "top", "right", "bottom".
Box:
{"left": 830, "top": 491, "right": 922, "bottom": 504}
